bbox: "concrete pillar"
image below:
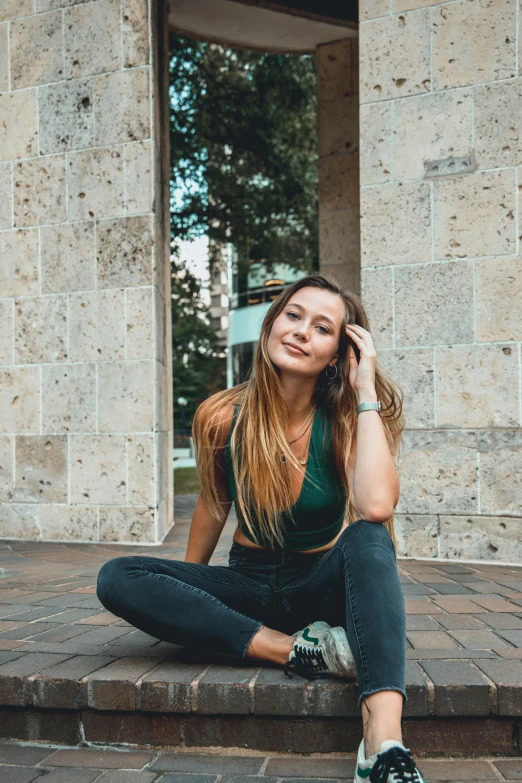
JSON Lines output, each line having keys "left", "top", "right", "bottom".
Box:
{"left": 0, "top": 0, "right": 173, "bottom": 544}
{"left": 358, "top": 0, "right": 522, "bottom": 562}
{"left": 316, "top": 38, "right": 360, "bottom": 293}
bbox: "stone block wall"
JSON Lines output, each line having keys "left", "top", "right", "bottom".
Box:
{"left": 0, "top": 0, "right": 173, "bottom": 543}
{"left": 358, "top": 0, "right": 522, "bottom": 561}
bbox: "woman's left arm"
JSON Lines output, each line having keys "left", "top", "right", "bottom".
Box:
{"left": 345, "top": 323, "right": 400, "bottom": 523}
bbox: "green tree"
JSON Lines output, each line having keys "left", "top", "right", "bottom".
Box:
{"left": 171, "top": 252, "right": 226, "bottom": 433}
{"left": 169, "top": 34, "right": 318, "bottom": 275}
{"left": 170, "top": 35, "right": 318, "bottom": 429}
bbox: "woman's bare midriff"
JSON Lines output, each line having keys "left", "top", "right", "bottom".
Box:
{"left": 232, "top": 519, "right": 350, "bottom": 555}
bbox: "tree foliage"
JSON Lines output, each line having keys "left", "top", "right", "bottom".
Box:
{"left": 169, "top": 33, "right": 319, "bottom": 273}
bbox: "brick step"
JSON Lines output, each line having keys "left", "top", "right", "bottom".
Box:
{"left": 0, "top": 652, "right": 520, "bottom": 755}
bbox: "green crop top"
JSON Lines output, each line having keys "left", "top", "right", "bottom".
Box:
{"left": 223, "top": 402, "right": 347, "bottom": 551}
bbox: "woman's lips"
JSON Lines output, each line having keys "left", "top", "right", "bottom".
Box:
{"left": 283, "top": 343, "right": 306, "bottom": 355}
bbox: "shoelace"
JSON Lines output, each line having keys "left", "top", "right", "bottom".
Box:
{"left": 369, "top": 745, "right": 424, "bottom": 783}
{"left": 283, "top": 643, "right": 329, "bottom": 679}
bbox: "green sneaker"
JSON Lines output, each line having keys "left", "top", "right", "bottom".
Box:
{"left": 283, "top": 620, "right": 356, "bottom": 679}
{"left": 354, "top": 738, "right": 427, "bottom": 782}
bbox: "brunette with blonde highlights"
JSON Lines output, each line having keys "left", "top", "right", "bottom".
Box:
{"left": 192, "top": 272, "right": 405, "bottom": 552}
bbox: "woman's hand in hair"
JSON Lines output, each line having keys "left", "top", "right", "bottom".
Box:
{"left": 344, "top": 324, "right": 377, "bottom": 396}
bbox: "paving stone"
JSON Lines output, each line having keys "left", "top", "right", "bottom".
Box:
{"left": 0, "top": 741, "right": 54, "bottom": 764}
{"left": 220, "top": 778, "right": 277, "bottom": 783}
{"left": 494, "top": 758, "right": 522, "bottom": 779}
{"left": 435, "top": 614, "right": 486, "bottom": 630}
{"left": 265, "top": 757, "right": 353, "bottom": 778}
{"left": 44, "top": 749, "right": 154, "bottom": 769}
{"left": 81, "top": 710, "right": 183, "bottom": 747}
{"left": 0, "top": 653, "right": 72, "bottom": 705}
{"left": 0, "top": 766, "right": 42, "bottom": 783}
{"left": 406, "top": 615, "right": 441, "bottom": 631}
{"left": 483, "top": 613, "right": 522, "bottom": 630}
{"left": 407, "top": 631, "right": 459, "bottom": 649}
{"left": 94, "top": 772, "right": 159, "bottom": 782}
{"left": 30, "top": 654, "right": 115, "bottom": 708}
{"left": 418, "top": 660, "right": 492, "bottom": 715}
{"left": 419, "top": 758, "right": 500, "bottom": 780}
{"left": 158, "top": 776, "right": 216, "bottom": 783}
{"left": 472, "top": 659, "right": 522, "bottom": 715}
{"left": 21, "top": 768, "right": 101, "bottom": 783}
{"left": 447, "top": 629, "right": 513, "bottom": 648}
{"left": 139, "top": 661, "right": 207, "bottom": 713}
{"left": 196, "top": 664, "right": 258, "bottom": 715}
{"left": 150, "top": 754, "right": 264, "bottom": 775}
{"left": 84, "top": 656, "right": 164, "bottom": 710}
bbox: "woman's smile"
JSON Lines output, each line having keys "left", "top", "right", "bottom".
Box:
{"left": 283, "top": 342, "right": 307, "bottom": 356}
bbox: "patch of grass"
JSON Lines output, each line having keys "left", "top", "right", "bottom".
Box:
{"left": 174, "top": 467, "right": 201, "bottom": 495}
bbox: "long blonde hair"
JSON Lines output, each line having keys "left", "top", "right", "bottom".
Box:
{"left": 192, "top": 273, "right": 405, "bottom": 550}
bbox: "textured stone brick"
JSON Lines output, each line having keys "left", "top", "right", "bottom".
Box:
{"left": 265, "top": 756, "right": 353, "bottom": 778}
{"left": 64, "top": 0, "right": 121, "bottom": 78}
{"left": 96, "top": 215, "right": 153, "bottom": 288}
{"left": 360, "top": 9, "right": 431, "bottom": 103}
{"left": 195, "top": 664, "right": 257, "bottom": 715}
{"left": 14, "top": 294, "right": 68, "bottom": 364}
{"left": 0, "top": 1, "right": 34, "bottom": 22}
{"left": 41, "top": 363, "right": 96, "bottom": 434}
{"left": 0, "top": 162, "right": 12, "bottom": 230}
{"left": 394, "top": 89, "right": 473, "bottom": 181}
{"left": 253, "top": 667, "right": 308, "bottom": 716}
{"left": 359, "top": 102, "right": 391, "bottom": 186}
{"left": 38, "top": 78, "right": 94, "bottom": 155}
{"left": 360, "top": 268, "right": 393, "bottom": 348}
{"left": 125, "top": 141, "right": 153, "bottom": 215}
{"left": 68, "top": 289, "right": 125, "bottom": 362}
{"left": 127, "top": 433, "right": 155, "bottom": 506}
{"left": 39, "top": 505, "right": 98, "bottom": 542}
{"left": 396, "top": 260, "right": 474, "bottom": 349}
{"left": 476, "top": 256, "right": 522, "bottom": 344}
{"left": 0, "top": 742, "right": 54, "bottom": 765}
{"left": 98, "top": 361, "right": 153, "bottom": 433}
{"left": 83, "top": 656, "right": 159, "bottom": 710}
{"left": 10, "top": 11, "right": 63, "bottom": 89}
{"left": 0, "top": 24, "right": 8, "bottom": 96}
{"left": 408, "top": 631, "right": 459, "bottom": 649}
{"left": 0, "top": 504, "right": 40, "bottom": 540}
{"left": 441, "top": 515, "right": 522, "bottom": 562}
{"left": 12, "top": 435, "right": 67, "bottom": 504}
{"left": 432, "top": 0, "right": 516, "bottom": 91}
{"left": 479, "top": 431, "right": 522, "bottom": 518}
{"left": 98, "top": 506, "right": 155, "bottom": 544}
{"left": 40, "top": 221, "right": 95, "bottom": 294}
{"left": 122, "top": 0, "right": 150, "bottom": 67}
{"left": 419, "top": 758, "right": 502, "bottom": 781}
{"left": 13, "top": 155, "right": 65, "bottom": 226}
{"left": 67, "top": 147, "right": 124, "bottom": 221}
{"left": 0, "top": 90, "right": 38, "bottom": 162}
{"left": 0, "top": 300, "right": 13, "bottom": 364}
{"left": 434, "top": 168, "right": 516, "bottom": 260}
{"left": 69, "top": 434, "right": 126, "bottom": 505}
{"left": 361, "top": 181, "right": 431, "bottom": 268}
{"left": 397, "top": 430, "right": 477, "bottom": 515}
{"left": 0, "top": 227, "right": 39, "bottom": 297}
{"left": 494, "top": 759, "right": 522, "bottom": 779}
{"left": 94, "top": 68, "right": 151, "bottom": 146}
{"left": 359, "top": 0, "right": 390, "bottom": 19}
{"left": 436, "top": 343, "right": 520, "bottom": 428}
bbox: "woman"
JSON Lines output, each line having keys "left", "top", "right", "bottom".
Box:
{"left": 97, "top": 273, "right": 426, "bottom": 783}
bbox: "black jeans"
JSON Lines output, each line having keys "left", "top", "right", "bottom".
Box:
{"left": 96, "top": 518, "right": 407, "bottom": 711}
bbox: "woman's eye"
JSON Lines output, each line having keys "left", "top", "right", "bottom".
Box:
{"left": 286, "top": 312, "right": 329, "bottom": 334}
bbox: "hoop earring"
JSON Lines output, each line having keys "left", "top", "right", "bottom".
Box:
{"left": 325, "top": 364, "right": 338, "bottom": 380}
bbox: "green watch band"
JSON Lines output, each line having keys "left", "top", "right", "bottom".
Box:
{"left": 356, "top": 401, "right": 382, "bottom": 416}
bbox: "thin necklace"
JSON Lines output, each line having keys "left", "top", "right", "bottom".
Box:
{"left": 288, "top": 404, "right": 317, "bottom": 444}
{"left": 281, "top": 411, "right": 315, "bottom": 465}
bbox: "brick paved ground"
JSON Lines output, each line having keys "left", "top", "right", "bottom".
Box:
{"left": 0, "top": 742, "right": 522, "bottom": 782}
{"left": 0, "top": 494, "right": 521, "bottom": 765}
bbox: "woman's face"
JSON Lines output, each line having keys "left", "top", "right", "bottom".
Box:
{"left": 267, "top": 286, "right": 346, "bottom": 378}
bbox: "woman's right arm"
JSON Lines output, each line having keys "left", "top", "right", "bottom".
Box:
{"left": 184, "top": 403, "right": 234, "bottom": 565}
